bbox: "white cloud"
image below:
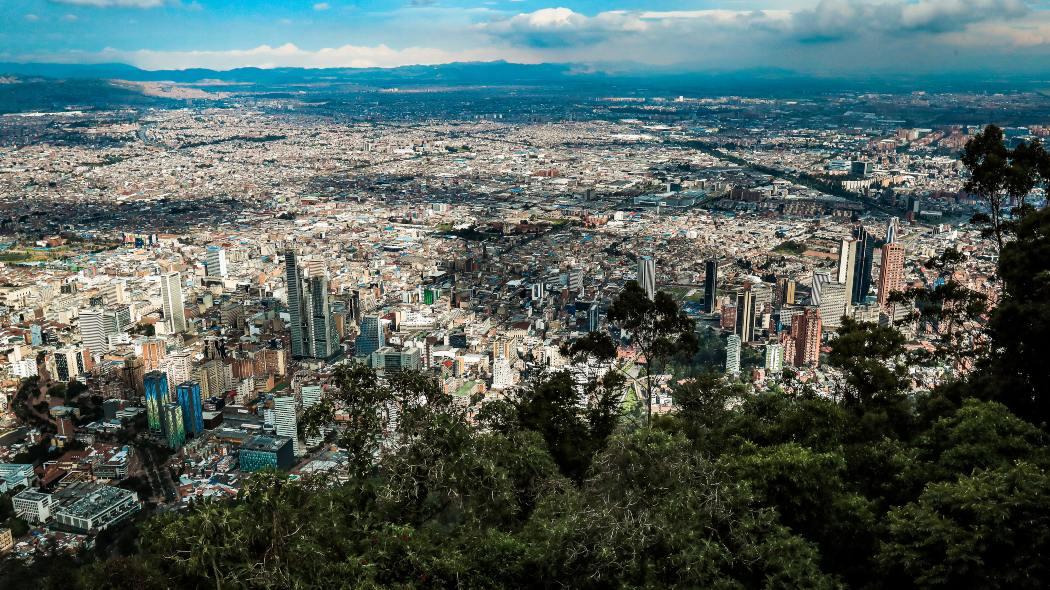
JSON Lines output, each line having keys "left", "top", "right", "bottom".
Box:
{"left": 24, "top": 13, "right": 40, "bottom": 21}
{"left": 313, "top": 2, "right": 330, "bottom": 10}
{"left": 22, "top": 42, "right": 534, "bottom": 70}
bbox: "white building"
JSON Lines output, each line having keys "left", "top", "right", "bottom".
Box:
{"left": 764, "top": 342, "right": 784, "bottom": 373}
{"left": 79, "top": 307, "right": 109, "bottom": 356}
{"left": 160, "top": 272, "right": 187, "bottom": 333}
{"left": 272, "top": 394, "right": 301, "bottom": 457}
{"left": 12, "top": 489, "right": 54, "bottom": 523}
{"left": 726, "top": 335, "right": 741, "bottom": 376}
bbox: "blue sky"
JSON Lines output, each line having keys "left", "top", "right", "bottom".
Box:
{"left": 1, "top": 0, "right": 1049, "bottom": 74}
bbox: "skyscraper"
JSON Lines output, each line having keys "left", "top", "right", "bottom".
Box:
{"left": 726, "top": 334, "right": 741, "bottom": 375}
{"left": 735, "top": 289, "right": 756, "bottom": 343}
{"left": 205, "top": 245, "right": 228, "bottom": 278}
{"left": 161, "top": 403, "right": 185, "bottom": 449}
{"left": 703, "top": 259, "right": 718, "bottom": 313}
{"left": 878, "top": 243, "right": 906, "bottom": 306}
{"left": 284, "top": 250, "right": 307, "bottom": 358}
{"left": 837, "top": 238, "right": 857, "bottom": 292}
{"left": 851, "top": 225, "right": 875, "bottom": 305}
{"left": 818, "top": 282, "right": 849, "bottom": 330}
{"left": 160, "top": 272, "right": 186, "bottom": 333}
{"left": 78, "top": 308, "right": 108, "bottom": 357}
{"left": 638, "top": 256, "right": 656, "bottom": 300}
{"left": 272, "top": 394, "right": 300, "bottom": 457}
{"left": 144, "top": 371, "right": 169, "bottom": 433}
{"left": 791, "top": 308, "right": 822, "bottom": 367}
{"left": 811, "top": 271, "right": 832, "bottom": 307}
{"left": 285, "top": 250, "right": 339, "bottom": 360}
{"left": 306, "top": 276, "right": 340, "bottom": 360}
{"left": 886, "top": 217, "right": 900, "bottom": 244}
{"left": 355, "top": 315, "right": 385, "bottom": 358}
{"left": 176, "top": 381, "right": 203, "bottom": 436}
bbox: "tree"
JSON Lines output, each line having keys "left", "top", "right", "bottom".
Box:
{"left": 300, "top": 363, "right": 396, "bottom": 478}
{"left": 828, "top": 318, "right": 909, "bottom": 408}
{"left": 880, "top": 462, "right": 1050, "bottom": 590}
{"left": 962, "top": 126, "right": 1050, "bottom": 250}
{"left": 607, "top": 280, "right": 698, "bottom": 424}
{"left": 979, "top": 205, "right": 1050, "bottom": 426}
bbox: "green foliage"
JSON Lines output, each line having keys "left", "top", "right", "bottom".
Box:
{"left": 607, "top": 280, "right": 698, "bottom": 423}
{"left": 880, "top": 462, "right": 1050, "bottom": 590}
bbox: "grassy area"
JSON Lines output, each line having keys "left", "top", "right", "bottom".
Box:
{"left": 773, "top": 240, "right": 807, "bottom": 255}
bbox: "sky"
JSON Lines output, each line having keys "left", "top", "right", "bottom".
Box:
{"left": 1, "top": 0, "right": 1049, "bottom": 75}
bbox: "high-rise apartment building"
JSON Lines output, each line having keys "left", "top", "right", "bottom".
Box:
{"left": 638, "top": 256, "right": 656, "bottom": 300}
{"left": 878, "top": 243, "right": 906, "bottom": 306}
{"left": 726, "top": 334, "right": 742, "bottom": 375}
{"left": 764, "top": 342, "right": 784, "bottom": 373}
{"left": 160, "top": 272, "right": 187, "bottom": 333}
{"left": 791, "top": 308, "right": 822, "bottom": 367}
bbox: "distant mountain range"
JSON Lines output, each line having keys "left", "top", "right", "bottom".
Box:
{"left": 2, "top": 60, "right": 1046, "bottom": 94}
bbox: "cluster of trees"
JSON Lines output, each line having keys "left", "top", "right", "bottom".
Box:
{"left": 5, "top": 124, "right": 1050, "bottom": 589}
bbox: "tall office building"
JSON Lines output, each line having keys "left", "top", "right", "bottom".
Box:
{"left": 355, "top": 315, "right": 385, "bottom": 358}
{"left": 285, "top": 250, "right": 339, "bottom": 360}
{"left": 161, "top": 403, "right": 185, "bottom": 449}
{"left": 886, "top": 217, "right": 899, "bottom": 244}
{"left": 818, "top": 282, "right": 849, "bottom": 330}
{"left": 638, "top": 256, "right": 656, "bottom": 300}
{"left": 878, "top": 243, "right": 907, "bottom": 306}
{"left": 587, "top": 302, "right": 600, "bottom": 333}
{"left": 306, "top": 276, "right": 340, "bottom": 360}
{"left": 726, "top": 335, "right": 742, "bottom": 375}
{"left": 144, "top": 371, "right": 169, "bottom": 433}
{"left": 811, "top": 271, "right": 832, "bottom": 307}
{"left": 791, "top": 308, "right": 822, "bottom": 367}
{"left": 851, "top": 225, "right": 875, "bottom": 305}
{"left": 78, "top": 308, "right": 108, "bottom": 356}
{"left": 176, "top": 381, "right": 204, "bottom": 436}
{"left": 272, "top": 394, "right": 301, "bottom": 457}
{"left": 837, "top": 238, "right": 857, "bottom": 292}
{"left": 284, "top": 250, "right": 307, "bottom": 358}
{"left": 160, "top": 272, "right": 187, "bottom": 333}
{"left": 703, "top": 259, "right": 718, "bottom": 313}
{"left": 735, "top": 289, "right": 756, "bottom": 343}
{"left": 205, "top": 245, "right": 228, "bottom": 278}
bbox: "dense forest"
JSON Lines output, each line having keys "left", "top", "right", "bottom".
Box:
{"left": 4, "top": 127, "right": 1050, "bottom": 589}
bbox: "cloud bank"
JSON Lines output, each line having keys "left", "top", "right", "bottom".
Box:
{"left": 14, "top": 1, "right": 1050, "bottom": 73}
